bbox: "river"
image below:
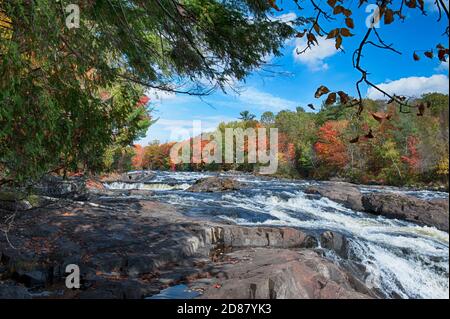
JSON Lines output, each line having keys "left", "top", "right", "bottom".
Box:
{"left": 104, "top": 171, "right": 449, "bottom": 299}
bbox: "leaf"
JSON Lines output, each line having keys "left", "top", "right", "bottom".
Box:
{"left": 268, "top": 0, "right": 282, "bottom": 11}
{"left": 349, "top": 136, "right": 360, "bottom": 143}
{"left": 413, "top": 52, "right": 420, "bottom": 61}
{"left": 326, "top": 28, "right": 339, "bottom": 39}
{"left": 314, "top": 85, "right": 330, "bottom": 98}
{"left": 313, "top": 23, "right": 321, "bottom": 34}
{"left": 327, "top": 0, "right": 337, "bottom": 7}
{"left": 343, "top": 9, "right": 352, "bottom": 17}
{"left": 371, "top": 112, "right": 389, "bottom": 123}
{"left": 384, "top": 9, "right": 394, "bottom": 24}
{"left": 307, "top": 33, "right": 318, "bottom": 45}
{"left": 340, "top": 28, "right": 353, "bottom": 37}
{"left": 406, "top": 0, "right": 417, "bottom": 8}
{"left": 438, "top": 48, "right": 449, "bottom": 62}
{"left": 333, "top": 5, "right": 344, "bottom": 14}
{"left": 345, "top": 17, "right": 354, "bottom": 29}
{"left": 364, "top": 129, "right": 374, "bottom": 139}
{"left": 337, "top": 91, "right": 349, "bottom": 104}
{"left": 296, "top": 30, "right": 307, "bottom": 38}
{"left": 335, "top": 35, "right": 343, "bottom": 49}
{"left": 424, "top": 51, "right": 434, "bottom": 59}
{"left": 325, "top": 92, "right": 337, "bottom": 105}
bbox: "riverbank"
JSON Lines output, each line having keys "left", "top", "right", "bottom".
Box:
{"left": 1, "top": 172, "right": 448, "bottom": 298}
{"left": 0, "top": 192, "right": 374, "bottom": 299}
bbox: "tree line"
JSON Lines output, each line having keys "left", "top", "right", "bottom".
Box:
{"left": 125, "top": 93, "right": 448, "bottom": 187}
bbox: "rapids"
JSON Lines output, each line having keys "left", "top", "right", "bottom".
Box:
{"left": 104, "top": 171, "right": 449, "bottom": 299}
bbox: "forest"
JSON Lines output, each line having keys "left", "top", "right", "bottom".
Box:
{"left": 117, "top": 93, "right": 450, "bottom": 187}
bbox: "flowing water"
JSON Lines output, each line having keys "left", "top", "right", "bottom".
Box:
{"left": 104, "top": 171, "right": 449, "bottom": 299}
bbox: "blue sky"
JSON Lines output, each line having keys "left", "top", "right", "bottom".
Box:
{"left": 139, "top": 0, "right": 449, "bottom": 144}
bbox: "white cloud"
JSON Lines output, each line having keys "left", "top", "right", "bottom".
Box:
{"left": 149, "top": 116, "right": 235, "bottom": 142}
{"left": 237, "top": 87, "right": 299, "bottom": 111}
{"left": 272, "top": 12, "right": 297, "bottom": 24}
{"left": 435, "top": 60, "right": 449, "bottom": 72}
{"left": 366, "top": 74, "right": 449, "bottom": 99}
{"left": 292, "top": 36, "right": 338, "bottom": 71}
{"left": 145, "top": 88, "right": 177, "bottom": 105}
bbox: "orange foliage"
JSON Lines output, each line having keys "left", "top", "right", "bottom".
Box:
{"left": 132, "top": 144, "right": 145, "bottom": 169}
{"left": 314, "top": 121, "right": 348, "bottom": 169}
{"left": 401, "top": 136, "right": 420, "bottom": 171}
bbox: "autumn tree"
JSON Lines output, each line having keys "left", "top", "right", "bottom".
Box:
{"left": 314, "top": 120, "right": 349, "bottom": 175}
{"left": 0, "top": 0, "right": 295, "bottom": 184}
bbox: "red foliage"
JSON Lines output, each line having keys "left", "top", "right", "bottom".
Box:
{"left": 401, "top": 136, "right": 420, "bottom": 170}
{"left": 132, "top": 144, "right": 145, "bottom": 169}
{"left": 136, "top": 95, "right": 150, "bottom": 107}
{"left": 314, "top": 121, "right": 348, "bottom": 169}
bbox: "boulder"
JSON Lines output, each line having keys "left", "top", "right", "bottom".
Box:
{"left": 198, "top": 248, "right": 372, "bottom": 299}
{"left": 33, "top": 175, "right": 89, "bottom": 200}
{"left": 0, "top": 281, "right": 31, "bottom": 299}
{"left": 0, "top": 192, "right": 44, "bottom": 212}
{"left": 361, "top": 193, "right": 449, "bottom": 232}
{"left": 305, "top": 182, "right": 364, "bottom": 211}
{"left": 213, "top": 226, "right": 318, "bottom": 249}
{"left": 320, "top": 231, "right": 348, "bottom": 258}
{"left": 187, "top": 177, "right": 243, "bottom": 192}
{"left": 101, "top": 171, "right": 155, "bottom": 183}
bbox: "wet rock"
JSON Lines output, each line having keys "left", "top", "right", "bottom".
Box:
{"left": 207, "top": 225, "right": 317, "bottom": 248}
{"left": 0, "top": 280, "right": 31, "bottom": 299}
{"left": 15, "top": 269, "right": 49, "bottom": 288}
{"left": 305, "top": 182, "right": 364, "bottom": 211}
{"left": 78, "top": 280, "right": 144, "bottom": 299}
{"left": 101, "top": 171, "right": 155, "bottom": 183}
{"left": 33, "top": 175, "right": 89, "bottom": 200}
{"left": 198, "top": 248, "right": 372, "bottom": 299}
{"left": 361, "top": 193, "right": 449, "bottom": 232}
{"left": 187, "top": 177, "right": 243, "bottom": 192}
{"left": 0, "top": 197, "right": 33, "bottom": 211}
{"left": 320, "top": 231, "right": 348, "bottom": 259}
